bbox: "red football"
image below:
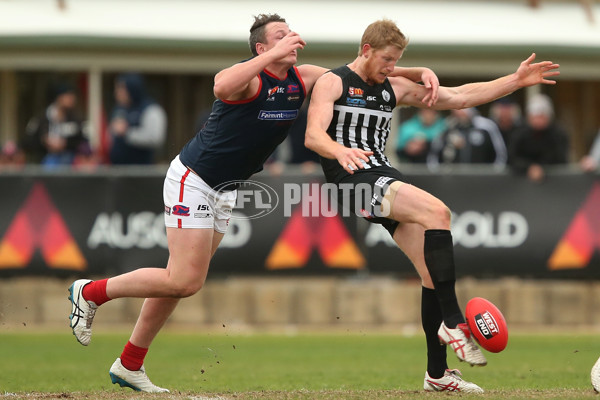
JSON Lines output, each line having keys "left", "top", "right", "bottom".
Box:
{"left": 465, "top": 297, "right": 508, "bottom": 353}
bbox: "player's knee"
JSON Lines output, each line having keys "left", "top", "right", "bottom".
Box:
{"left": 170, "top": 281, "right": 204, "bottom": 298}
{"left": 425, "top": 201, "right": 451, "bottom": 229}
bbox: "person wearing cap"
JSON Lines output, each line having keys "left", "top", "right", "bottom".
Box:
{"left": 508, "top": 93, "right": 569, "bottom": 182}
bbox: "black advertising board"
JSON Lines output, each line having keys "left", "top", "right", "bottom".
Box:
{"left": 0, "top": 169, "right": 598, "bottom": 279}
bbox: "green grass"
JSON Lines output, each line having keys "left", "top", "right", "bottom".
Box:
{"left": 0, "top": 330, "right": 599, "bottom": 399}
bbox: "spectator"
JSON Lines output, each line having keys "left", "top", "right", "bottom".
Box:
{"left": 395, "top": 108, "right": 446, "bottom": 164}
{"left": 508, "top": 93, "right": 569, "bottom": 182}
{"left": 488, "top": 96, "right": 522, "bottom": 149}
{"left": 109, "top": 73, "right": 167, "bottom": 165}
{"left": 427, "top": 107, "right": 507, "bottom": 170}
{"left": 0, "top": 140, "right": 26, "bottom": 170}
{"left": 579, "top": 128, "right": 600, "bottom": 172}
{"left": 23, "top": 82, "right": 87, "bottom": 168}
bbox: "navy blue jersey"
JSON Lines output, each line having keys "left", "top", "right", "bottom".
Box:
{"left": 179, "top": 65, "right": 306, "bottom": 189}
{"left": 320, "top": 65, "right": 396, "bottom": 183}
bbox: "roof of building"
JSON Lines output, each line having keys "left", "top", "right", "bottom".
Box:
{"left": 0, "top": 0, "right": 598, "bottom": 77}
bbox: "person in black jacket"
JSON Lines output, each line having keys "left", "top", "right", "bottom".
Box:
{"left": 23, "top": 83, "right": 87, "bottom": 167}
{"left": 108, "top": 73, "right": 167, "bottom": 165}
{"left": 508, "top": 93, "right": 569, "bottom": 182}
{"left": 427, "top": 107, "right": 507, "bottom": 171}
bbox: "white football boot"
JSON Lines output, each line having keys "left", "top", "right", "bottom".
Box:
{"left": 424, "top": 369, "right": 484, "bottom": 393}
{"left": 109, "top": 358, "right": 170, "bottom": 393}
{"left": 591, "top": 355, "right": 600, "bottom": 392}
{"left": 68, "top": 279, "right": 97, "bottom": 346}
{"left": 438, "top": 322, "right": 487, "bottom": 366}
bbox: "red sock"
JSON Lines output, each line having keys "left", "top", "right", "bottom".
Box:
{"left": 120, "top": 341, "right": 149, "bottom": 371}
{"left": 81, "top": 279, "right": 111, "bottom": 306}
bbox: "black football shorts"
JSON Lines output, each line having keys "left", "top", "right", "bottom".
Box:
{"left": 333, "top": 165, "right": 405, "bottom": 236}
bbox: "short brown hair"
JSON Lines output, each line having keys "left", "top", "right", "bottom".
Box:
{"left": 249, "top": 13, "right": 287, "bottom": 56}
{"left": 358, "top": 19, "right": 409, "bottom": 56}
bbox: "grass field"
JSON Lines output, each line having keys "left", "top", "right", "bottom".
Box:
{"left": 1, "top": 330, "right": 599, "bottom": 399}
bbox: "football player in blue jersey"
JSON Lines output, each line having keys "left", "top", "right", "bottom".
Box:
{"left": 305, "top": 18, "right": 559, "bottom": 393}
{"left": 68, "top": 13, "right": 442, "bottom": 392}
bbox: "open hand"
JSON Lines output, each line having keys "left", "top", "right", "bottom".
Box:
{"left": 516, "top": 53, "right": 560, "bottom": 88}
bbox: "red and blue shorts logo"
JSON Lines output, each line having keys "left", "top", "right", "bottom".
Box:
{"left": 172, "top": 204, "right": 190, "bottom": 216}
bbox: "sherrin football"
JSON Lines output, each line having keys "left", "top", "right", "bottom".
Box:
{"left": 465, "top": 297, "right": 508, "bottom": 353}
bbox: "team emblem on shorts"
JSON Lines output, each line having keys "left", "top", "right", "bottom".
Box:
{"left": 172, "top": 204, "right": 190, "bottom": 216}
{"left": 359, "top": 208, "right": 375, "bottom": 219}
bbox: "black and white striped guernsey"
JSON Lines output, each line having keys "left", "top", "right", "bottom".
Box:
{"left": 320, "top": 65, "right": 397, "bottom": 183}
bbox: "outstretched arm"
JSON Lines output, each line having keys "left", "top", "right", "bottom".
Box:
{"left": 394, "top": 53, "right": 560, "bottom": 110}
{"left": 436, "top": 53, "right": 559, "bottom": 109}
{"left": 304, "top": 73, "right": 373, "bottom": 175}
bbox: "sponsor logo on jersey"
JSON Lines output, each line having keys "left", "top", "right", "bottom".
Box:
{"left": 287, "top": 84, "right": 300, "bottom": 93}
{"left": 345, "top": 98, "right": 366, "bottom": 107}
{"left": 348, "top": 87, "right": 364, "bottom": 97}
{"left": 267, "top": 86, "right": 285, "bottom": 98}
{"left": 172, "top": 205, "right": 190, "bottom": 216}
{"left": 258, "top": 110, "right": 299, "bottom": 120}
{"left": 287, "top": 95, "right": 300, "bottom": 101}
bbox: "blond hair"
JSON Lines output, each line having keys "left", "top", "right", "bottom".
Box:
{"left": 358, "top": 19, "right": 409, "bottom": 56}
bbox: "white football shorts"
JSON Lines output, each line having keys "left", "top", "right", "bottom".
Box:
{"left": 163, "top": 155, "right": 236, "bottom": 233}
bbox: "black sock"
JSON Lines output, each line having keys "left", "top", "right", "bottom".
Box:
{"left": 422, "top": 286, "right": 447, "bottom": 379}
{"left": 424, "top": 229, "right": 465, "bottom": 328}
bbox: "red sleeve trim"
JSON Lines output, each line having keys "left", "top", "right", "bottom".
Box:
{"left": 293, "top": 66, "right": 307, "bottom": 97}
